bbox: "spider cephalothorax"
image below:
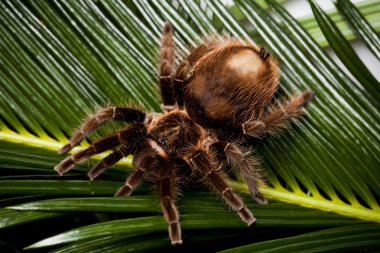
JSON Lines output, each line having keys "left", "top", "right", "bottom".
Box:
{"left": 55, "top": 22, "right": 314, "bottom": 245}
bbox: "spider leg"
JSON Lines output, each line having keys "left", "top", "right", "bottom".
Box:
{"left": 55, "top": 123, "right": 146, "bottom": 175}
{"left": 161, "top": 21, "right": 218, "bottom": 109}
{"left": 173, "top": 60, "right": 191, "bottom": 108}
{"left": 157, "top": 165, "right": 182, "bottom": 245}
{"left": 114, "top": 146, "right": 158, "bottom": 197}
{"left": 88, "top": 146, "right": 132, "bottom": 181}
{"left": 188, "top": 150, "right": 256, "bottom": 225}
{"left": 115, "top": 147, "right": 182, "bottom": 245}
{"left": 159, "top": 22, "right": 176, "bottom": 107}
{"left": 242, "top": 90, "right": 315, "bottom": 137}
{"left": 210, "top": 142, "right": 267, "bottom": 204}
{"left": 114, "top": 164, "right": 146, "bottom": 197}
{"left": 59, "top": 107, "right": 146, "bottom": 154}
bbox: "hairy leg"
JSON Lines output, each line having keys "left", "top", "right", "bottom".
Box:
{"left": 55, "top": 123, "right": 146, "bottom": 175}
{"left": 114, "top": 168, "right": 146, "bottom": 197}
{"left": 210, "top": 141, "right": 267, "bottom": 204}
{"left": 187, "top": 150, "right": 256, "bottom": 225}
{"left": 59, "top": 107, "right": 146, "bottom": 154}
{"left": 243, "top": 90, "right": 314, "bottom": 137}
{"left": 88, "top": 146, "right": 132, "bottom": 180}
{"left": 159, "top": 22, "right": 176, "bottom": 107}
{"left": 157, "top": 165, "right": 182, "bottom": 245}
{"left": 114, "top": 146, "right": 158, "bottom": 197}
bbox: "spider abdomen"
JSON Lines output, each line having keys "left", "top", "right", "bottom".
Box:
{"left": 184, "top": 40, "right": 279, "bottom": 130}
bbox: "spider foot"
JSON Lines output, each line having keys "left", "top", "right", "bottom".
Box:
{"left": 58, "top": 143, "right": 72, "bottom": 155}
{"left": 245, "top": 214, "right": 257, "bottom": 226}
{"left": 259, "top": 47, "right": 270, "bottom": 61}
{"left": 300, "top": 89, "right": 315, "bottom": 106}
{"left": 253, "top": 192, "right": 268, "bottom": 205}
{"left": 163, "top": 21, "right": 173, "bottom": 34}
{"left": 54, "top": 156, "right": 75, "bottom": 175}
{"left": 114, "top": 184, "right": 133, "bottom": 197}
{"left": 171, "top": 238, "right": 183, "bottom": 246}
{"left": 242, "top": 120, "right": 266, "bottom": 138}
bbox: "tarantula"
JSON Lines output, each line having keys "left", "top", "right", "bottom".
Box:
{"left": 55, "top": 22, "right": 314, "bottom": 245}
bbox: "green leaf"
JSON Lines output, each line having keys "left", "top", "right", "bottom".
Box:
{"left": 0, "top": 180, "right": 120, "bottom": 196}
{"left": 309, "top": 0, "right": 380, "bottom": 99}
{"left": 299, "top": 0, "right": 380, "bottom": 47}
{"left": 8, "top": 197, "right": 159, "bottom": 213}
{"left": 219, "top": 224, "right": 380, "bottom": 253}
{"left": 8, "top": 195, "right": 368, "bottom": 226}
{"left": 26, "top": 216, "right": 165, "bottom": 249}
{"left": 50, "top": 234, "right": 167, "bottom": 253}
{"left": 0, "top": 208, "right": 63, "bottom": 229}
{"left": 27, "top": 208, "right": 366, "bottom": 249}
{"left": 336, "top": 0, "right": 380, "bottom": 61}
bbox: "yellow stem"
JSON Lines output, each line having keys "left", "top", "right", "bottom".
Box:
{"left": 0, "top": 130, "right": 133, "bottom": 166}
{"left": 2, "top": 130, "right": 379, "bottom": 222}
{"left": 231, "top": 181, "right": 380, "bottom": 223}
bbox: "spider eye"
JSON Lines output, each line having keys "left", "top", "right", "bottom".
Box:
{"left": 157, "top": 138, "right": 166, "bottom": 146}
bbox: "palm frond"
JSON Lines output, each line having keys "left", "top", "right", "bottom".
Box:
{"left": 0, "top": 0, "right": 379, "bottom": 251}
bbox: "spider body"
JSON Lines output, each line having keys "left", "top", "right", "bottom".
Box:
{"left": 55, "top": 22, "right": 314, "bottom": 245}
{"left": 148, "top": 110, "right": 205, "bottom": 158}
